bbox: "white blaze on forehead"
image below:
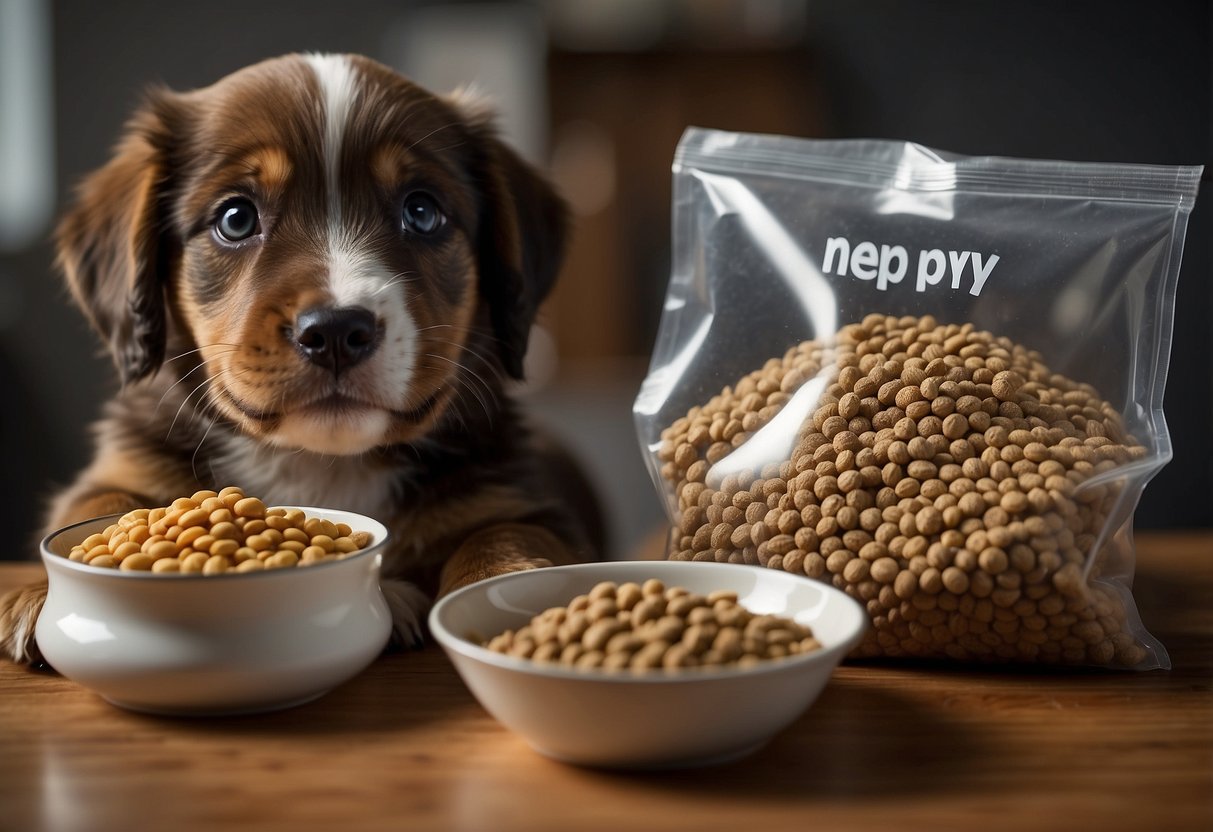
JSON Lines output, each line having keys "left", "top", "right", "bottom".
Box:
{"left": 328, "top": 245, "right": 388, "bottom": 306}
{"left": 275, "top": 53, "right": 417, "bottom": 455}
{"left": 304, "top": 53, "right": 358, "bottom": 233}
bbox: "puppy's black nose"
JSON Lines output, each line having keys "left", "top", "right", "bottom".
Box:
{"left": 293, "top": 306, "right": 379, "bottom": 375}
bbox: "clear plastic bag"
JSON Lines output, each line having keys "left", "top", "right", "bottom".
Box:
{"left": 634, "top": 128, "right": 1202, "bottom": 668}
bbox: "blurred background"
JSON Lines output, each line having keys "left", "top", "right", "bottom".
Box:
{"left": 0, "top": 0, "right": 1208, "bottom": 561}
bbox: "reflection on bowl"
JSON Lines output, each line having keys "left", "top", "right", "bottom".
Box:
{"left": 429, "top": 560, "right": 867, "bottom": 768}
{"left": 36, "top": 507, "right": 391, "bottom": 715}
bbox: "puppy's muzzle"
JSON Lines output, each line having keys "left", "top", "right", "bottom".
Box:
{"left": 293, "top": 305, "right": 380, "bottom": 376}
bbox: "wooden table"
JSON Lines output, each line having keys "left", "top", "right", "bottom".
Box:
{"left": 2, "top": 533, "right": 1210, "bottom": 832}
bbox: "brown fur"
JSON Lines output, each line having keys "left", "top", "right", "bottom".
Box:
{"left": 0, "top": 54, "right": 602, "bottom": 664}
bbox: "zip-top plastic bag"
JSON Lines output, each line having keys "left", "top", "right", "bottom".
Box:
{"left": 635, "top": 128, "right": 1201, "bottom": 668}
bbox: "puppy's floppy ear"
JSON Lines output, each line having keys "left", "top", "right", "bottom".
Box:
{"left": 56, "top": 87, "right": 183, "bottom": 385}
{"left": 458, "top": 98, "right": 568, "bottom": 380}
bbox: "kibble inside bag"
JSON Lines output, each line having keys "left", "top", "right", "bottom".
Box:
{"left": 634, "top": 128, "right": 1202, "bottom": 668}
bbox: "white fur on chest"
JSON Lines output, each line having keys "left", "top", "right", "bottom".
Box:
{"left": 212, "top": 434, "right": 400, "bottom": 520}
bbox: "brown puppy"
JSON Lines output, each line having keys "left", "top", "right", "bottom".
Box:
{"left": 0, "top": 53, "right": 600, "bottom": 664}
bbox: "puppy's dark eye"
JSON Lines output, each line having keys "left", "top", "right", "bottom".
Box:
{"left": 215, "top": 198, "right": 260, "bottom": 242}
{"left": 401, "top": 192, "right": 444, "bottom": 235}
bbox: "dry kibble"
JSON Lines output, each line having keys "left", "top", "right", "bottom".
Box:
{"left": 57, "top": 487, "right": 373, "bottom": 576}
{"left": 181, "top": 552, "right": 209, "bottom": 573}
{"left": 265, "top": 550, "right": 300, "bottom": 569}
{"left": 642, "top": 578, "right": 665, "bottom": 597}
{"left": 112, "top": 541, "right": 141, "bottom": 560}
{"left": 658, "top": 315, "right": 1152, "bottom": 667}
{"left": 178, "top": 508, "right": 210, "bottom": 528}
{"left": 210, "top": 521, "right": 239, "bottom": 541}
{"left": 119, "top": 553, "right": 155, "bottom": 571}
{"left": 176, "top": 526, "right": 206, "bottom": 548}
{"left": 233, "top": 497, "right": 267, "bottom": 518}
{"left": 483, "top": 580, "right": 822, "bottom": 671}
{"left": 210, "top": 539, "right": 240, "bottom": 558}
{"left": 202, "top": 555, "right": 230, "bottom": 575}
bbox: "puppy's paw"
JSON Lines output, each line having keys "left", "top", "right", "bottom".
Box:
{"left": 440, "top": 557, "right": 554, "bottom": 597}
{"left": 380, "top": 578, "right": 432, "bottom": 650}
{"left": 0, "top": 580, "right": 48, "bottom": 665}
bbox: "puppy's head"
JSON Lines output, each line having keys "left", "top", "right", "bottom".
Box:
{"left": 58, "top": 53, "right": 565, "bottom": 455}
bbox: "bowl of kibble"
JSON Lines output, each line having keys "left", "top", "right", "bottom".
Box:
{"left": 36, "top": 487, "right": 391, "bottom": 715}
{"left": 429, "top": 560, "right": 867, "bottom": 768}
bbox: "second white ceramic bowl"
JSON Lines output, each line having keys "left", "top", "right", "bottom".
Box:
{"left": 430, "top": 560, "right": 867, "bottom": 768}
{"left": 36, "top": 507, "right": 391, "bottom": 716}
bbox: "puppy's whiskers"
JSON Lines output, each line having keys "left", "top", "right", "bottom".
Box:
{"left": 166, "top": 366, "right": 253, "bottom": 442}
{"left": 191, "top": 411, "right": 224, "bottom": 484}
{"left": 425, "top": 337, "right": 503, "bottom": 383}
{"left": 414, "top": 324, "right": 509, "bottom": 388}
{"left": 166, "top": 371, "right": 222, "bottom": 442}
{"left": 155, "top": 360, "right": 210, "bottom": 416}
{"left": 404, "top": 121, "right": 460, "bottom": 154}
{"left": 420, "top": 361, "right": 471, "bottom": 434}
{"left": 163, "top": 343, "right": 241, "bottom": 364}
{"left": 373, "top": 271, "right": 418, "bottom": 297}
{"left": 424, "top": 353, "right": 498, "bottom": 427}
{"left": 154, "top": 348, "right": 240, "bottom": 416}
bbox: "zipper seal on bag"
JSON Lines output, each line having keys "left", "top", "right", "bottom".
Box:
{"left": 674, "top": 127, "right": 1203, "bottom": 210}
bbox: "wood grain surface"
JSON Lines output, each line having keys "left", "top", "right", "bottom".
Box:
{"left": 1, "top": 532, "right": 1210, "bottom": 832}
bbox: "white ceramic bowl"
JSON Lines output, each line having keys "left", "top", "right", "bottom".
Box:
{"left": 429, "top": 561, "right": 867, "bottom": 768}
{"left": 36, "top": 507, "right": 391, "bottom": 716}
